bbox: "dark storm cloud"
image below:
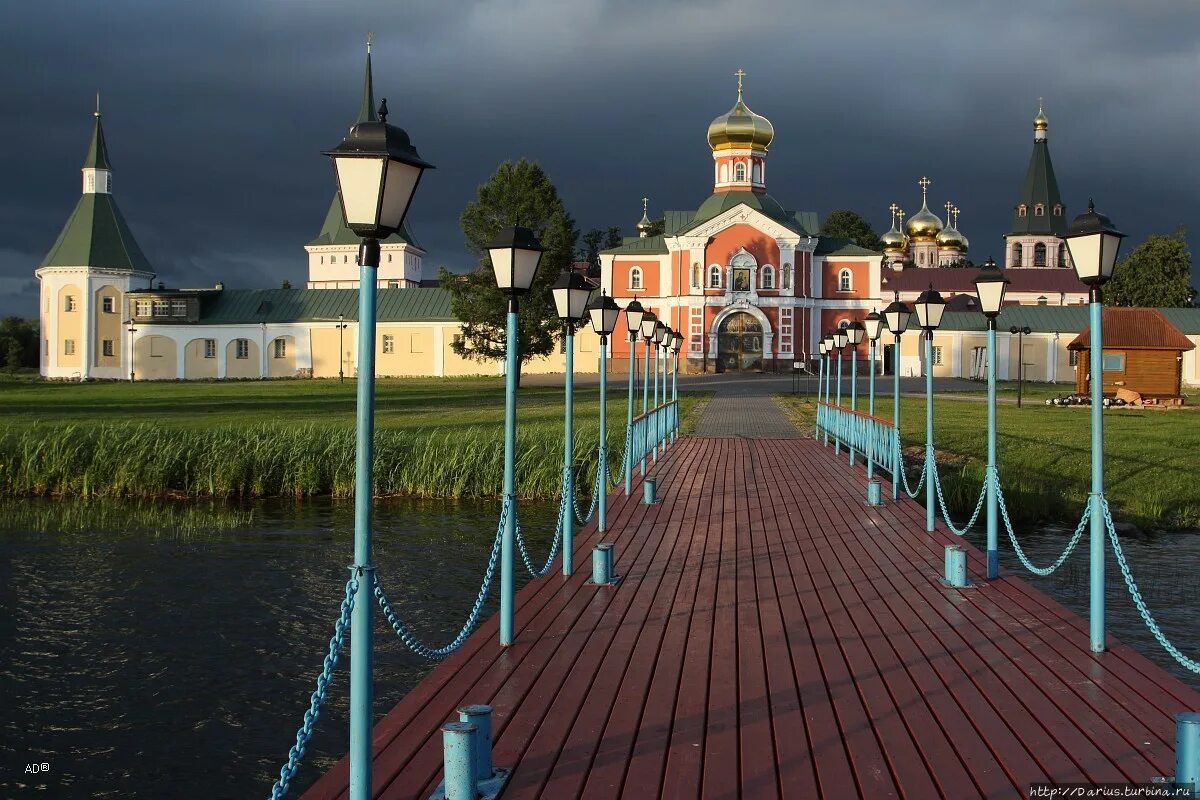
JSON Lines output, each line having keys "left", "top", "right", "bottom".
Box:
{"left": 2, "top": 0, "right": 1197, "bottom": 316}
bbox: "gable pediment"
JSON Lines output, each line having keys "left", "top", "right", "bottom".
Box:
{"left": 667, "top": 203, "right": 805, "bottom": 250}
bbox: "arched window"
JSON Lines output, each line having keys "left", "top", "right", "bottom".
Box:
{"left": 719, "top": 163, "right": 729, "bottom": 183}
{"left": 761, "top": 265, "right": 774, "bottom": 289}
{"left": 1012, "top": 243, "right": 1023, "bottom": 266}
{"left": 709, "top": 265, "right": 722, "bottom": 288}
{"left": 387, "top": 253, "right": 393, "bottom": 263}
{"left": 752, "top": 162, "right": 762, "bottom": 183}
{"left": 1034, "top": 243, "right": 1047, "bottom": 266}
{"left": 1018, "top": 205, "right": 1028, "bottom": 217}
{"left": 1053, "top": 204, "right": 1064, "bottom": 216}
{"left": 692, "top": 263, "right": 702, "bottom": 288}
{"left": 319, "top": 256, "right": 324, "bottom": 264}
{"left": 838, "top": 319, "right": 850, "bottom": 330}
{"left": 1048, "top": 246, "right": 1058, "bottom": 268}
{"left": 629, "top": 266, "right": 643, "bottom": 290}
{"left": 918, "top": 251, "right": 925, "bottom": 265}
{"left": 1034, "top": 204, "right": 1045, "bottom": 216}
{"left": 838, "top": 268, "right": 852, "bottom": 291}
{"left": 782, "top": 264, "right": 792, "bottom": 290}
{"left": 734, "top": 163, "right": 746, "bottom": 182}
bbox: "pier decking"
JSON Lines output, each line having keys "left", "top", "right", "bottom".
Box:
{"left": 302, "top": 430, "right": 1199, "bottom": 798}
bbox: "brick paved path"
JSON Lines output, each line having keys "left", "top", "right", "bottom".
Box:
{"left": 692, "top": 394, "right": 799, "bottom": 438}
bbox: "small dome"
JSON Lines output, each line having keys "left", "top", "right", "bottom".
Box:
{"left": 936, "top": 225, "right": 968, "bottom": 251}
{"left": 880, "top": 224, "right": 908, "bottom": 253}
{"left": 905, "top": 201, "right": 943, "bottom": 241}
{"left": 707, "top": 87, "right": 774, "bottom": 151}
{"left": 1034, "top": 102, "right": 1048, "bottom": 131}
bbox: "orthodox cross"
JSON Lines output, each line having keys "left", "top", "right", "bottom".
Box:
{"left": 918, "top": 176, "right": 931, "bottom": 202}
{"left": 367, "top": 32, "right": 373, "bottom": 53}
{"left": 897, "top": 208, "right": 906, "bottom": 227}
{"left": 944, "top": 201, "right": 954, "bottom": 223}
{"left": 642, "top": 197, "right": 649, "bottom": 216}
{"left": 735, "top": 68, "right": 746, "bottom": 98}
{"left": 951, "top": 206, "right": 961, "bottom": 227}
{"left": 888, "top": 202, "right": 899, "bottom": 228}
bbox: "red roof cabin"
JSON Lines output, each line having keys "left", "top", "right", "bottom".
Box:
{"left": 1067, "top": 308, "right": 1196, "bottom": 405}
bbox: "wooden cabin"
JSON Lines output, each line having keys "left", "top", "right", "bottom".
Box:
{"left": 1068, "top": 308, "right": 1195, "bottom": 405}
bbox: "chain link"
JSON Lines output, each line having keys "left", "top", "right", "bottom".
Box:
{"left": 1102, "top": 496, "right": 1200, "bottom": 674}
{"left": 269, "top": 576, "right": 358, "bottom": 800}
{"left": 897, "top": 441, "right": 926, "bottom": 499}
{"left": 375, "top": 498, "right": 507, "bottom": 660}
{"left": 995, "top": 473, "right": 1088, "bottom": 576}
{"left": 931, "top": 462, "right": 987, "bottom": 536}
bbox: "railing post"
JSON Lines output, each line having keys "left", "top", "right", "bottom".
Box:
{"left": 598, "top": 334, "right": 608, "bottom": 534}
{"left": 835, "top": 350, "right": 843, "bottom": 455}
{"left": 652, "top": 342, "right": 660, "bottom": 461}
{"left": 849, "top": 350, "right": 858, "bottom": 466}
{"left": 816, "top": 354, "right": 825, "bottom": 438}
{"left": 625, "top": 334, "right": 636, "bottom": 496}
{"left": 563, "top": 328, "right": 574, "bottom": 575}
{"left": 641, "top": 337, "right": 650, "bottom": 476}
{"left": 1089, "top": 290, "right": 1106, "bottom": 652}
{"left": 867, "top": 339, "right": 876, "bottom": 489}
{"left": 986, "top": 321, "right": 999, "bottom": 579}
{"left": 440, "top": 722, "right": 478, "bottom": 800}
{"left": 1176, "top": 712, "right": 1200, "bottom": 794}
{"left": 925, "top": 331, "right": 935, "bottom": 533}
{"left": 893, "top": 333, "right": 902, "bottom": 500}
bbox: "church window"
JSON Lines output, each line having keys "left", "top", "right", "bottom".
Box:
{"left": 86, "top": 174, "right": 95, "bottom": 192}
{"left": 782, "top": 264, "right": 792, "bottom": 290}
{"left": 692, "top": 263, "right": 702, "bottom": 288}
{"left": 1048, "top": 247, "right": 1059, "bottom": 268}
{"left": 135, "top": 300, "right": 151, "bottom": 316}
{"left": 387, "top": 254, "right": 393, "bottom": 263}
{"left": 1034, "top": 243, "right": 1047, "bottom": 266}
{"left": 628, "top": 266, "right": 643, "bottom": 290}
{"left": 761, "top": 265, "right": 774, "bottom": 289}
{"left": 719, "top": 163, "right": 729, "bottom": 183}
{"left": 1012, "top": 243, "right": 1023, "bottom": 266}
{"left": 320, "top": 256, "right": 324, "bottom": 265}
{"left": 837, "top": 319, "right": 850, "bottom": 330}
{"left": 343, "top": 255, "right": 348, "bottom": 264}
{"left": 1018, "top": 205, "right": 1027, "bottom": 217}
{"left": 752, "top": 162, "right": 762, "bottom": 183}
{"left": 235, "top": 339, "right": 249, "bottom": 359}
{"left": 838, "top": 268, "right": 853, "bottom": 292}
{"left": 734, "top": 163, "right": 746, "bottom": 182}
{"left": 1034, "top": 204, "right": 1045, "bottom": 216}
{"left": 64, "top": 339, "right": 75, "bottom": 355}
{"left": 153, "top": 300, "right": 170, "bottom": 316}
{"left": 1053, "top": 204, "right": 1063, "bottom": 216}
{"left": 171, "top": 300, "right": 187, "bottom": 316}
{"left": 273, "top": 338, "right": 287, "bottom": 358}
{"left": 102, "top": 340, "right": 114, "bottom": 357}
{"left": 64, "top": 295, "right": 77, "bottom": 312}
{"left": 102, "top": 297, "right": 115, "bottom": 313}
{"left": 204, "top": 339, "right": 216, "bottom": 358}
{"left": 382, "top": 334, "right": 395, "bottom": 354}
{"left": 709, "top": 265, "right": 721, "bottom": 288}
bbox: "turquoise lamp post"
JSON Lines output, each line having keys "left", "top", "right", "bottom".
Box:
{"left": 913, "top": 284, "right": 947, "bottom": 532}
{"left": 670, "top": 330, "right": 682, "bottom": 440}
{"left": 863, "top": 310, "right": 884, "bottom": 503}
{"left": 552, "top": 269, "right": 596, "bottom": 574}
{"left": 973, "top": 258, "right": 1010, "bottom": 579}
{"left": 882, "top": 294, "right": 912, "bottom": 500}
{"left": 817, "top": 339, "right": 827, "bottom": 438}
{"left": 587, "top": 292, "right": 621, "bottom": 537}
{"left": 323, "top": 98, "right": 433, "bottom": 800}
{"left": 638, "top": 311, "right": 657, "bottom": 474}
{"left": 845, "top": 320, "right": 866, "bottom": 466}
{"left": 1061, "top": 201, "right": 1126, "bottom": 653}
{"left": 833, "top": 327, "right": 847, "bottom": 454}
{"left": 623, "top": 299, "right": 645, "bottom": 494}
{"left": 653, "top": 321, "right": 668, "bottom": 457}
{"left": 487, "top": 226, "right": 545, "bottom": 647}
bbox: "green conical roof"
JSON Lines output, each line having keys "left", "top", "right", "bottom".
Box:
{"left": 40, "top": 193, "right": 152, "bottom": 271}
{"left": 1010, "top": 139, "right": 1066, "bottom": 236}
{"left": 82, "top": 113, "right": 111, "bottom": 170}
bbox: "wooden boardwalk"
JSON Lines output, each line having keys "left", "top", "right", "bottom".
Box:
{"left": 302, "top": 435, "right": 1199, "bottom": 799}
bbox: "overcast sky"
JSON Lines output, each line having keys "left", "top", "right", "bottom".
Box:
{"left": 2, "top": 0, "right": 1197, "bottom": 316}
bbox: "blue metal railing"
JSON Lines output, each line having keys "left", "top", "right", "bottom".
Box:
{"left": 815, "top": 402, "right": 897, "bottom": 480}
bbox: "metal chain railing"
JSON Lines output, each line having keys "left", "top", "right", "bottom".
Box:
{"left": 996, "top": 474, "right": 1088, "bottom": 576}
{"left": 268, "top": 576, "right": 358, "bottom": 800}
{"left": 931, "top": 462, "right": 987, "bottom": 536}
{"left": 898, "top": 444, "right": 927, "bottom": 499}
{"left": 375, "top": 498, "right": 508, "bottom": 660}
{"left": 1102, "top": 496, "right": 1200, "bottom": 674}
{"left": 515, "top": 485, "right": 565, "bottom": 578}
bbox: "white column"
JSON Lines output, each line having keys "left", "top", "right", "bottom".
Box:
{"left": 175, "top": 334, "right": 186, "bottom": 379}
{"left": 81, "top": 276, "right": 93, "bottom": 379}
{"left": 433, "top": 326, "right": 445, "bottom": 377}
{"left": 260, "top": 324, "right": 269, "bottom": 377}
{"left": 216, "top": 336, "right": 227, "bottom": 378}
{"left": 1047, "top": 335, "right": 1058, "bottom": 383}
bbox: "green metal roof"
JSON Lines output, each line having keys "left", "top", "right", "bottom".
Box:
{"left": 306, "top": 193, "right": 418, "bottom": 248}
{"left": 196, "top": 288, "right": 455, "bottom": 325}
{"left": 602, "top": 235, "right": 668, "bottom": 256}
{"left": 40, "top": 192, "right": 153, "bottom": 271}
{"left": 663, "top": 210, "right": 696, "bottom": 236}
{"left": 601, "top": 198, "right": 818, "bottom": 255}
{"left": 1157, "top": 307, "right": 1200, "bottom": 335}
{"left": 1010, "top": 139, "right": 1067, "bottom": 236}
{"left": 943, "top": 306, "right": 1200, "bottom": 335}
{"left": 814, "top": 237, "right": 879, "bottom": 256}
{"left": 82, "top": 114, "right": 111, "bottom": 170}
{"left": 684, "top": 190, "right": 791, "bottom": 231}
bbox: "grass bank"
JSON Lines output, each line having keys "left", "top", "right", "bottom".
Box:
{"left": 0, "top": 378, "right": 704, "bottom": 500}
{"left": 777, "top": 393, "right": 1200, "bottom": 529}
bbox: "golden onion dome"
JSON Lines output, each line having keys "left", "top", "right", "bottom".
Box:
{"left": 936, "top": 225, "right": 968, "bottom": 251}
{"left": 707, "top": 82, "right": 774, "bottom": 152}
{"left": 880, "top": 224, "right": 908, "bottom": 253}
{"left": 905, "top": 201, "right": 943, "bottom": 240}
{"left": 1034, "top": 100, "right": 1048, "bottom": 132}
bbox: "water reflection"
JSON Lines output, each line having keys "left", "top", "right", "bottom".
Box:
{"left": 0, "top": 497, "right": 557, "bottom": 799}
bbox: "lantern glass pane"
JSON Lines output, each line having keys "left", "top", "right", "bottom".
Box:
{"left": 510, "top": 248, "right": 542, "bottom": 292}
{"left": 334, "top": 156, "right": 386, "bottom": 227}
{"left": 977, "top": 280, "right": 1006, "bottom": 315}
{"left": 378, "top": 159, "right": 422, "bottom": 233}
{"left": 1099, "top": 232, "right": 1122, "bottom": 279}
{"left": 847, "top": 326, "right": 864, "bottom": 345}
{"left": 625, "top": 306, "right": 644, "bottom": 332}
{"left": 864, "top": 318, "right": 882, "bottom": 340}
{"left": 640, "top": 317, "right": 657, "bottom": 338}
{"left": 571, "top": 288, "right": 592, "bottom": 320}
{"left": 488, "top": 247, "right": 515, "bottom": 291}
{"left": 1066, "top": 233, "right": 1102, "bottom": 281}
{"left": 927, "top": 301, "right": 945, "bottom": 329}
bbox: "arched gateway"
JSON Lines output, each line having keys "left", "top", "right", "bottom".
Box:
{"left": 717, "top": 311, "right": 763, "bottom": 372}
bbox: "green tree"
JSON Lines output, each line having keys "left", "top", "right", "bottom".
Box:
{"left": 642, "top": 219, "right": 665, "bottom": 237}
{"left": 819, "top": 210, "right": 883, "bottom": 252}
{"left": 0, "top": 317, "right": 37, "bottom": 368}
{"left": 1104, "top": 228, "right": 1195, "bottom": 307}
{"left": 3, "top": 338, "right": 20, "bottom": 375}
{"left": 581, "top": 226, "right": 623, "bottom": 278}
{"left": 442, "top": 159, "right": 580, "bottom": 377}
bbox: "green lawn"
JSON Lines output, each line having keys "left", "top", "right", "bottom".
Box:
{"left": 778, "top": 392, "right": 1200, "bottom": 529}
{"left": 0, "top": 378, "right": 704, "bottom": 500}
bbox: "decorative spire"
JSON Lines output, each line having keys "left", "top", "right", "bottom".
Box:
{"left": 944, "top": 201, "right": 954, "bottom": 224}
{"left": 897, "top": 207, "right": 906, "bottom": 226}
{"left": 82, "top": 98, "right": 112, "bottom": 173}
{"left": 95, "top": 92, "right": 101, "bottom": 118}
{"left": 637, "top": 196, "right": 652, "bottom": 238}
{"left": 735, "top": 68, "right": 746, "bottom": 100}
{"left": 358, "top": 35, "right": 377, "bottom": 124}
{"left": 918, "top": 176, "right": 931, "bottom": 204}
{"left": 951, "top": 206, "right": 961, "bottom": 228}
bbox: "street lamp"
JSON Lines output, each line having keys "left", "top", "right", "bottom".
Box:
{"left": 323, "top": 97, "right": 432, "bottom": 800}
{"left": 125, "top": 320, "right": 137, "bottom": 382}
{"left": 822, "top": 332, "right": 835, "bottom": 414}
{"left": 914, "top": 284, "right": 946, "bottom": 532}
{"left": 817, "top": 339, "right": 828, "bottom": 440}
{"left": 623, "top": 299, "right": 645, "bottom": 494}
{"left": 487, "top": 225, "right": 544, "bottom": 648}
{"left": 882, "top": 293, "right": 911, "bottom": 500}
{"left": 668, "top": 331, "right": 682, "bottom": 442}
{"left": 1009, "top": 325, "right": 1033, "bottom": 408}
{"left": 638, "top": 311, "right": 657, "bottom": 475}
{"left": 552, "top": 269, "right": 594, "bottom": 574}
{"left": 587, "top": 291, "right": 620, "bottom": 540}
{"left": 832, "top": 328, "right": 848, "bottom": 455}
{"left": 863, "top": 310, "right": 884, "bottom": 504}
{"left": 652, "top": 321, "right": 668, "bottom": 458}
{"left": 336, "top": 314, "right": 349, "bottom": 383}
{"left": 974, "top": 257, "right": 1010, "bottom": 579}
{"left": 1061, "top": 200, "right": 1126, "bottom": 653}
{"left": 846, "top": 320, "right": 866, "bottom": 466}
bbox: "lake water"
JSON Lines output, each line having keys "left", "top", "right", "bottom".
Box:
{"left": 0, "top": 500, "right": 1195, "bottom": 799}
